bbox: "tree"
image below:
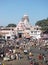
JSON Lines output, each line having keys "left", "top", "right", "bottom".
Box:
{"left": 35, "top": 18, "right": 48, "bottom": 31}
{"left": 7, "top": 23, "right": 16, "bottom": 27}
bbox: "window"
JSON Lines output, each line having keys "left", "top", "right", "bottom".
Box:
{"left": 34, "top": 31, "right": 37, "bottom": 34}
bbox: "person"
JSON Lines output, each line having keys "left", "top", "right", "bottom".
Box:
{"left": 16, "top": 53, "right": 18, "bottom": 60}
{"left": 38, "top": 54, "right": 43, "bottom": 60}
{"left": 39, "top": 62, "right": 44, "bottom": 65}
{"left": 18, "top": 53, "right": 21, "bottom": 60}
{"left": 39, "top": 47, "right": 41, "bottom": 50}
{"left": 42, "top": 54, "right": 46, "bottom": 62}
{"left": 30, "top": 62, "right": 33, "bottom": 65}
{"left": 34, "top": 62, "right": 39, "bottom": 65}
{"left": 43, "top": 55, "right": 46, "bottom": 62}
{"left": 30, "top": 60, "right": 33, "bottom": 65}
{"left": 45, "top": 60, "right": 48, "bottom": 65}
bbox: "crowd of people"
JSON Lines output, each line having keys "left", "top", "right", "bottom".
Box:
{"left": 0, "top": 37, "right": 48, "bottom": 65}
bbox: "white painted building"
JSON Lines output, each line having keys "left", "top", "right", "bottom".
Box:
{"left": 30, "top": 26, "right": 41, "bottom": 39}
{"left": 0, "top": 15, "right": 42, "bottom": 40}
{"left": 0, "top": 27, "right": 15, "bottom": 40}
{"left": 15, "top": 15, "right": 42, "bottom": 39}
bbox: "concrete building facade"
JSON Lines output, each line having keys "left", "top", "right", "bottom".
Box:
{"left": 14, "top": 15, "right": 42, "bottom": 39}
{"left": 0, "top": 15, "right": 42, "bottom": 40}
{"left": 0, "top": 27, "right": 15, "bottom": 40}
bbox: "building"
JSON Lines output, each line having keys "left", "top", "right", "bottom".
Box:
{"left": 30, "top": 26, "right": 41, "bottom": 39}
{"left": 14, "top": 15, "right": 42, "bottom": 39}
{"left": 0, "top": 15, "right": 42, "bottom": 40}
{"left": 0, "top": 27, "right": 15, "bottom": 40}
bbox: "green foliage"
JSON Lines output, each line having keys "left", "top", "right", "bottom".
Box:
{"left": 35, "top": 18, "right": 48, "bottom": 31}
{"left": 7, "top": 23, "right": 16, "bottom": 27}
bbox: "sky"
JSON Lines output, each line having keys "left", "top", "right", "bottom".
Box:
{"left": 0, "top": 0, "right": 48, "bottom": 26}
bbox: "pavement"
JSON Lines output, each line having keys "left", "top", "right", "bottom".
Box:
{"left": 0, "top": 44, "right": 48, "bottom": 65}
